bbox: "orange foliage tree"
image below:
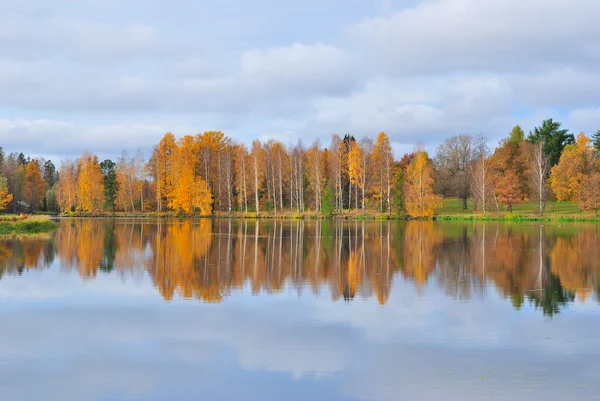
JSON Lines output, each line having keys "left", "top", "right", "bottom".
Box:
{"left": 22, "top": 161, "right": 46, "bottom": 210}
{"left": 488, "top": 126, "right": 530, "bottom": 211}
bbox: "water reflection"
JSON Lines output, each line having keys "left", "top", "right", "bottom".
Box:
{"left": 1, "top": 219, "right": 599, "bottom": 315}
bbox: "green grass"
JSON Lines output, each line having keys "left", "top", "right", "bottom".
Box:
{"left": 437, "top": 199, "right": 600, "bottom": 221}
{"left": 0, "top": 215, "right": 58, "bottom": 235}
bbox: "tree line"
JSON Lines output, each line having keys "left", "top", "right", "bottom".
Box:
{"left": 1, "top": 118, "right": 600, "bottom": 217}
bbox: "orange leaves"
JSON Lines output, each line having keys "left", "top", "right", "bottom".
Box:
{"left": 22, "top": 161, "right": 46, "bottom": 210}
{"left": 488, "top": 134, "right": 530, "bottom": 209}
{"left": 405, "top": 150, "right": 442, "bottom": 218}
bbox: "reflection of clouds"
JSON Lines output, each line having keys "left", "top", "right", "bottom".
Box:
{"left": 0, "top": 267, "right": 599, "bottom": 400}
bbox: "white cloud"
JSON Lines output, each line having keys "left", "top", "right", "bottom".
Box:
{"left": 351, "top": 0, "right": 600, "bottom": 75}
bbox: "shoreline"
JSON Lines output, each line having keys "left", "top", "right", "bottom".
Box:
{"left": 54, "top": 211, "right": 600, "bottom": 222}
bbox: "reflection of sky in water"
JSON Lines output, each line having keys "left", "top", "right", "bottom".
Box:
{"left": 0, "top": 266, "right": 599, "bottom": 401}
{"left": 1, "top": 220, "right": 600, "bottom": 400}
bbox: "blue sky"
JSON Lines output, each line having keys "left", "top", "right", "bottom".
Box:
{"left": 1, "top": 0, "right": 599, "bottom": 162}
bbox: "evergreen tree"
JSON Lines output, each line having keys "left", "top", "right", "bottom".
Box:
{"left": 593, "top": 130, "right": 600, "bottom": 153}
{"left": 321, "top": 180, "right": 335, "bottom": 217}
{"left": 392, "top": 168, "right": 404, "bottom": 215}
{"left": 100, "top": 159, "right": 119, "bottom": 213}
{"left": 43, "top": 160, "right": 57, "bottom": 187}
{"left": 527, "top": 118, "right": 574, "bottom": 167}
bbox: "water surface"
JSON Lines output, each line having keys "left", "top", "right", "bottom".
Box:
{"left": 1, "top": 219, "right": 599, "bottom": 400}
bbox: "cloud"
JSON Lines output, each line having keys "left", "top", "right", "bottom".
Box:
{"left": 239, "top": 43, "right": 354, "bottom": 96}
{"left": 568, "top": 108, "right": 600, "bottom": 134}
{"left": 1, "top": 0, "right": 599, "bottom": 161}
{"left": 303, "top": 75, "right": 512, "bottom": 149}
{"left": 351, "top": 0, "right": 600, "bottom": 75}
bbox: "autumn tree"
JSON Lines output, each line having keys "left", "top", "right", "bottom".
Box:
{"left": 77, "top": 152, "right": 104, "bottom": 212}
{"left": 148, "top": 133, "right": 176, "bottom": 212}
{"left": 117, "top": 150, "right": 136, "bottom": 212}
{"left": 488, "top": 126, "right": 530, "bottom": 211}
{"left": 167, "top": 135, "right": 212, "bottom": 215}
{"left": 197, "top": 131, "right": 227, "bottom": 211}
{"left": 372, "top": 132, "right": 394, "bottom": 213}
{"left": 234, "top": 144, "right": 250, "bottom": 212}
{"left": 289, "top": 141, "right": 305, "bottom": 212}
{"left": 307, "top": 140, "right": 324, "bottom": 213}
{"left": 329, "top": 135, "right": 345, "bottom": 212}
{"left": 550, "top": 132, "right": 597, "bottom": 203}
{"left": 347, "top": 141, "right": 363, "bottom": 211}
{"left": 434, "top": 134, "right": 476, "bottom": 210}
{"left": 405, "top": 149, "right": 442, "bottom": 218}
{"left": 250, "top": 140, "right": 264, "bottom": 213}
{"left": 0, "top": 174, "right": 13, "bottom": 211}
{"left": 581, "top": 172, "right": 600, "bottom": 215}
{"left": 22, "top": 161, "right": 46, "bottom": 211}
{"left": 56, "top": 160, "right": 78, "bottom": 212}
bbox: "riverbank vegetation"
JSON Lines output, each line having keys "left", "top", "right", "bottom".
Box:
{"left": 0, "top": 215, "right": 57, "bottom": 235}
{"left": 2, "top": 118, "right": 600, "bottom": 220}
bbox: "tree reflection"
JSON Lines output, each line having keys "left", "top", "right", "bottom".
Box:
{"left": 0, "top": 219, "right": 598, "bottom": 315}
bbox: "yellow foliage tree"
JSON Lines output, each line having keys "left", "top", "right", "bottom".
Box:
{"left": 166, "top": 135, "right": 213, "bottom": 215}
{"left": 405, "top": 149, "right": 442, "bottom": 218}
{"left": 0, "top": 174, "right": 13, "bottom": 211}
{"left": 372, "top": 131, "right": 394, "bottom": 213}
{"left": 77, "top": 152, "right": 104, "bottom": 212}
{"left": 347, "top": 142, "right": 363, "bottom": 210}
{"left": 56, "top": 161, "right": 78, "bottom": 212}
{"left": 549, "top": 132, "right": 596, "bottom": 202}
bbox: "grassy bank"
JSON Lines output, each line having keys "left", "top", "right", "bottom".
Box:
{"left": 436, "top": 199, "right": 600, "bottom": 222}
{"left": 0, "top": 215, "right": 59, "bottom": 235}
{"left": 56, "top": 199, "right": 600, "bottom": 222}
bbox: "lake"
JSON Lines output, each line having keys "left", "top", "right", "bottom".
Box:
{"left": 1, "top": 219, "right": 599, "bottom": 400}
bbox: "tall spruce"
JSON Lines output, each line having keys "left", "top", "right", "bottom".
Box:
{"left": 100, "top": 159, "right": 119, "bottom": 213}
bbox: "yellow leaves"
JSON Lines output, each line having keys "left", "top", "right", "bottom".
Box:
{"left": 56, "top": 161, "right": 78, "bottom": 212}
{"left": 0, "top": 175, "right": 12, "bottom": 211}
{"left": 165, "top": 135, "right": 213, "bottom": 215}
{"left": 549, "top": 132, "right": 596, "bottom": 202}
{"left": 348, "top": 142, "right": 363, "bottom": 187}
{"left": 405, "top": 150, "right": 442, "bottom": 218}
{"left": 77, "top": 152, "right": 104, "bottom": 212}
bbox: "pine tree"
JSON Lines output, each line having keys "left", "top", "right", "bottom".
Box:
{"left": 100, "top": 160, "right": 120, "bottom": 213}
{"left": 321, "top": 180, "right": 335, "bottom": 217}
{"left": 593, "top": 130, "right": 600, "bottom": 153}
{"left": 392, "top": 168, "right": 404, "bottom": 215}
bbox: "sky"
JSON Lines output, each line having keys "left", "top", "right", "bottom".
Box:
{"left": 1, "top": 0, "right": 599, "bottom": 162}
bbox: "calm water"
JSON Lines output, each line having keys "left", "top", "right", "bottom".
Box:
{"left": 1, "top": 219, "right": 599, "bottom": 401}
